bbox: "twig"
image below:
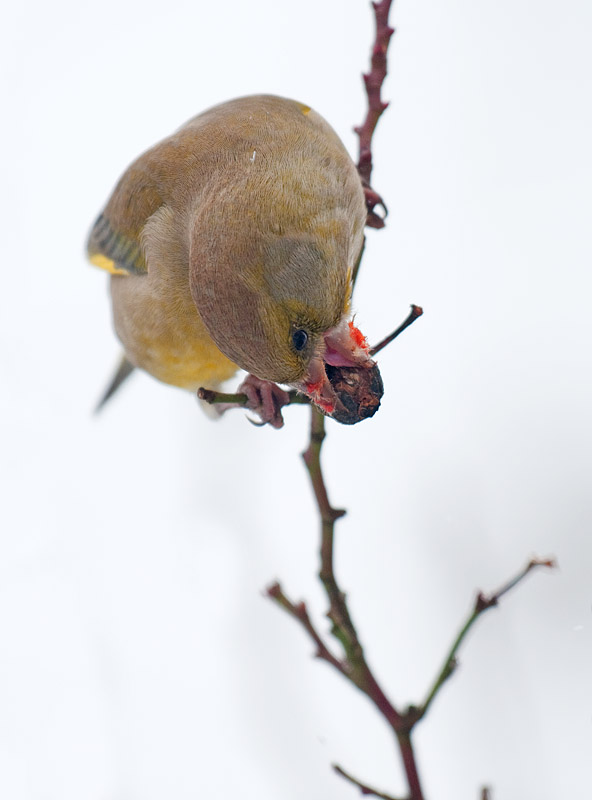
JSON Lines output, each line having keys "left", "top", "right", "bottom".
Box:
{"left": 266, "top": 583, "right": 345, "bottom": 673}
{"left": 356, "top": 0, "right": 394, "bottom": 184}
{"left": 417, "top": 558, "right": 557, "bottom": 721}
{"left": 355, "top": 0, "right": 395, "bottom": 228}
{"left": 333, "top": 764, "right": 404, "bottom": 800}
{"left": 197, "top": 387, "right": 308, "bottom": 406}
{"left": 270, "top": 403, "right": 555, "bottom": 800}
{"left": 272, "top": 407, "right": 427, "bottom": 800}
{"left": 370, "top": 305, "right": 423, "bottom": 356}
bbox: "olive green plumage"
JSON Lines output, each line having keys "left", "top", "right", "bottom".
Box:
{"left": 88, "top": 95, "right": 369, "bottom": 414}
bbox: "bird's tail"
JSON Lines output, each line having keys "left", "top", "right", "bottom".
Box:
{"left": 95, "top": 354, "right": 135, "bottom": 412}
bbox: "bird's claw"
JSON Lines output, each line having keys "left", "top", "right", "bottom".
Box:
{"left": 238, "top": 375, "right": 290, "bottom": 429}
{"left": 362, "top": 182, "right": 387, "bottom": 229}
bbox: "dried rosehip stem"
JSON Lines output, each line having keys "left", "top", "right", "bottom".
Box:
{"left": 369, "top": 305, "right": 423, "bottom": 357}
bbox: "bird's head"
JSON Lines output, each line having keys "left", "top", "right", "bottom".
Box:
{"left": 190, "top": 221, "right": 376, "bottom": 419}
{"left": 189, "top": 172, "right": 375, "bottom": 419}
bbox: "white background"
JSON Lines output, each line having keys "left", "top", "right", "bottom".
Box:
{"left": 1, "top": 1, "right": 591, "bottom": 798}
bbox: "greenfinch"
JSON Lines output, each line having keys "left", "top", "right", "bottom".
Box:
{"left": 88, "top": 95, "right": 379, "bottom": 427}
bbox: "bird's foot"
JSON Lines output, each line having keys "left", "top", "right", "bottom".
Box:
{"left": 362, "top": 182, "right": 387, "bottom": 229}
{"left": 238, "top": 375, "right": 290, "bottom": 429}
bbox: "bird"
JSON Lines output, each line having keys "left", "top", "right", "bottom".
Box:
{"left": 87, "top": 94, "right": 378, "bottom": 427}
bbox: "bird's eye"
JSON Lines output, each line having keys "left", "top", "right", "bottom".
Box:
{"left": 292, "top": 329, "right": 308, "bottom": 351}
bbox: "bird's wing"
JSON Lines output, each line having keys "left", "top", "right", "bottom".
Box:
{"left": 87, "top": 166, "right": 165, "bottom": 276}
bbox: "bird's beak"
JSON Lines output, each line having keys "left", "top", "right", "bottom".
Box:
{"left": 294, "top": 317, "right": 375, "bottom": 415}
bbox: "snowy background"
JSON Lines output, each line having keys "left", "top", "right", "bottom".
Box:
{"left": 2, "top": 0, "right": 591, "bottom": 797}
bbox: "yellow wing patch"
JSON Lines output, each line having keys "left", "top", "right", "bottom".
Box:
{"left": 89, "top": 253, "right": 130, "bottom": 276}
{"left": 87, "top": 212, "right": 147, "bottom": 275}
{"left": 297, "top": 102, "right": 312, "bottom": 115}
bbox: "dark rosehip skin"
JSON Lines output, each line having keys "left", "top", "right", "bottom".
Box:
{"left": 324, "top": 362, "right": 384, "bottom": 424}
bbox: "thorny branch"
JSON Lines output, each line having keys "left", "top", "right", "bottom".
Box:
{"left": 356, "top": 0, "right": 395, "bottom": 228}
{"left": 263, "top": 5, "right": 554, "bottom": 797}
{"left": 267, "top": 407, "right": 425, "bottom": 800}
{"left": 200, "top": 2, "right": 556, "bottom": 798}
{"left": 268, "top": 420, "right": 555, "bottom": 800}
